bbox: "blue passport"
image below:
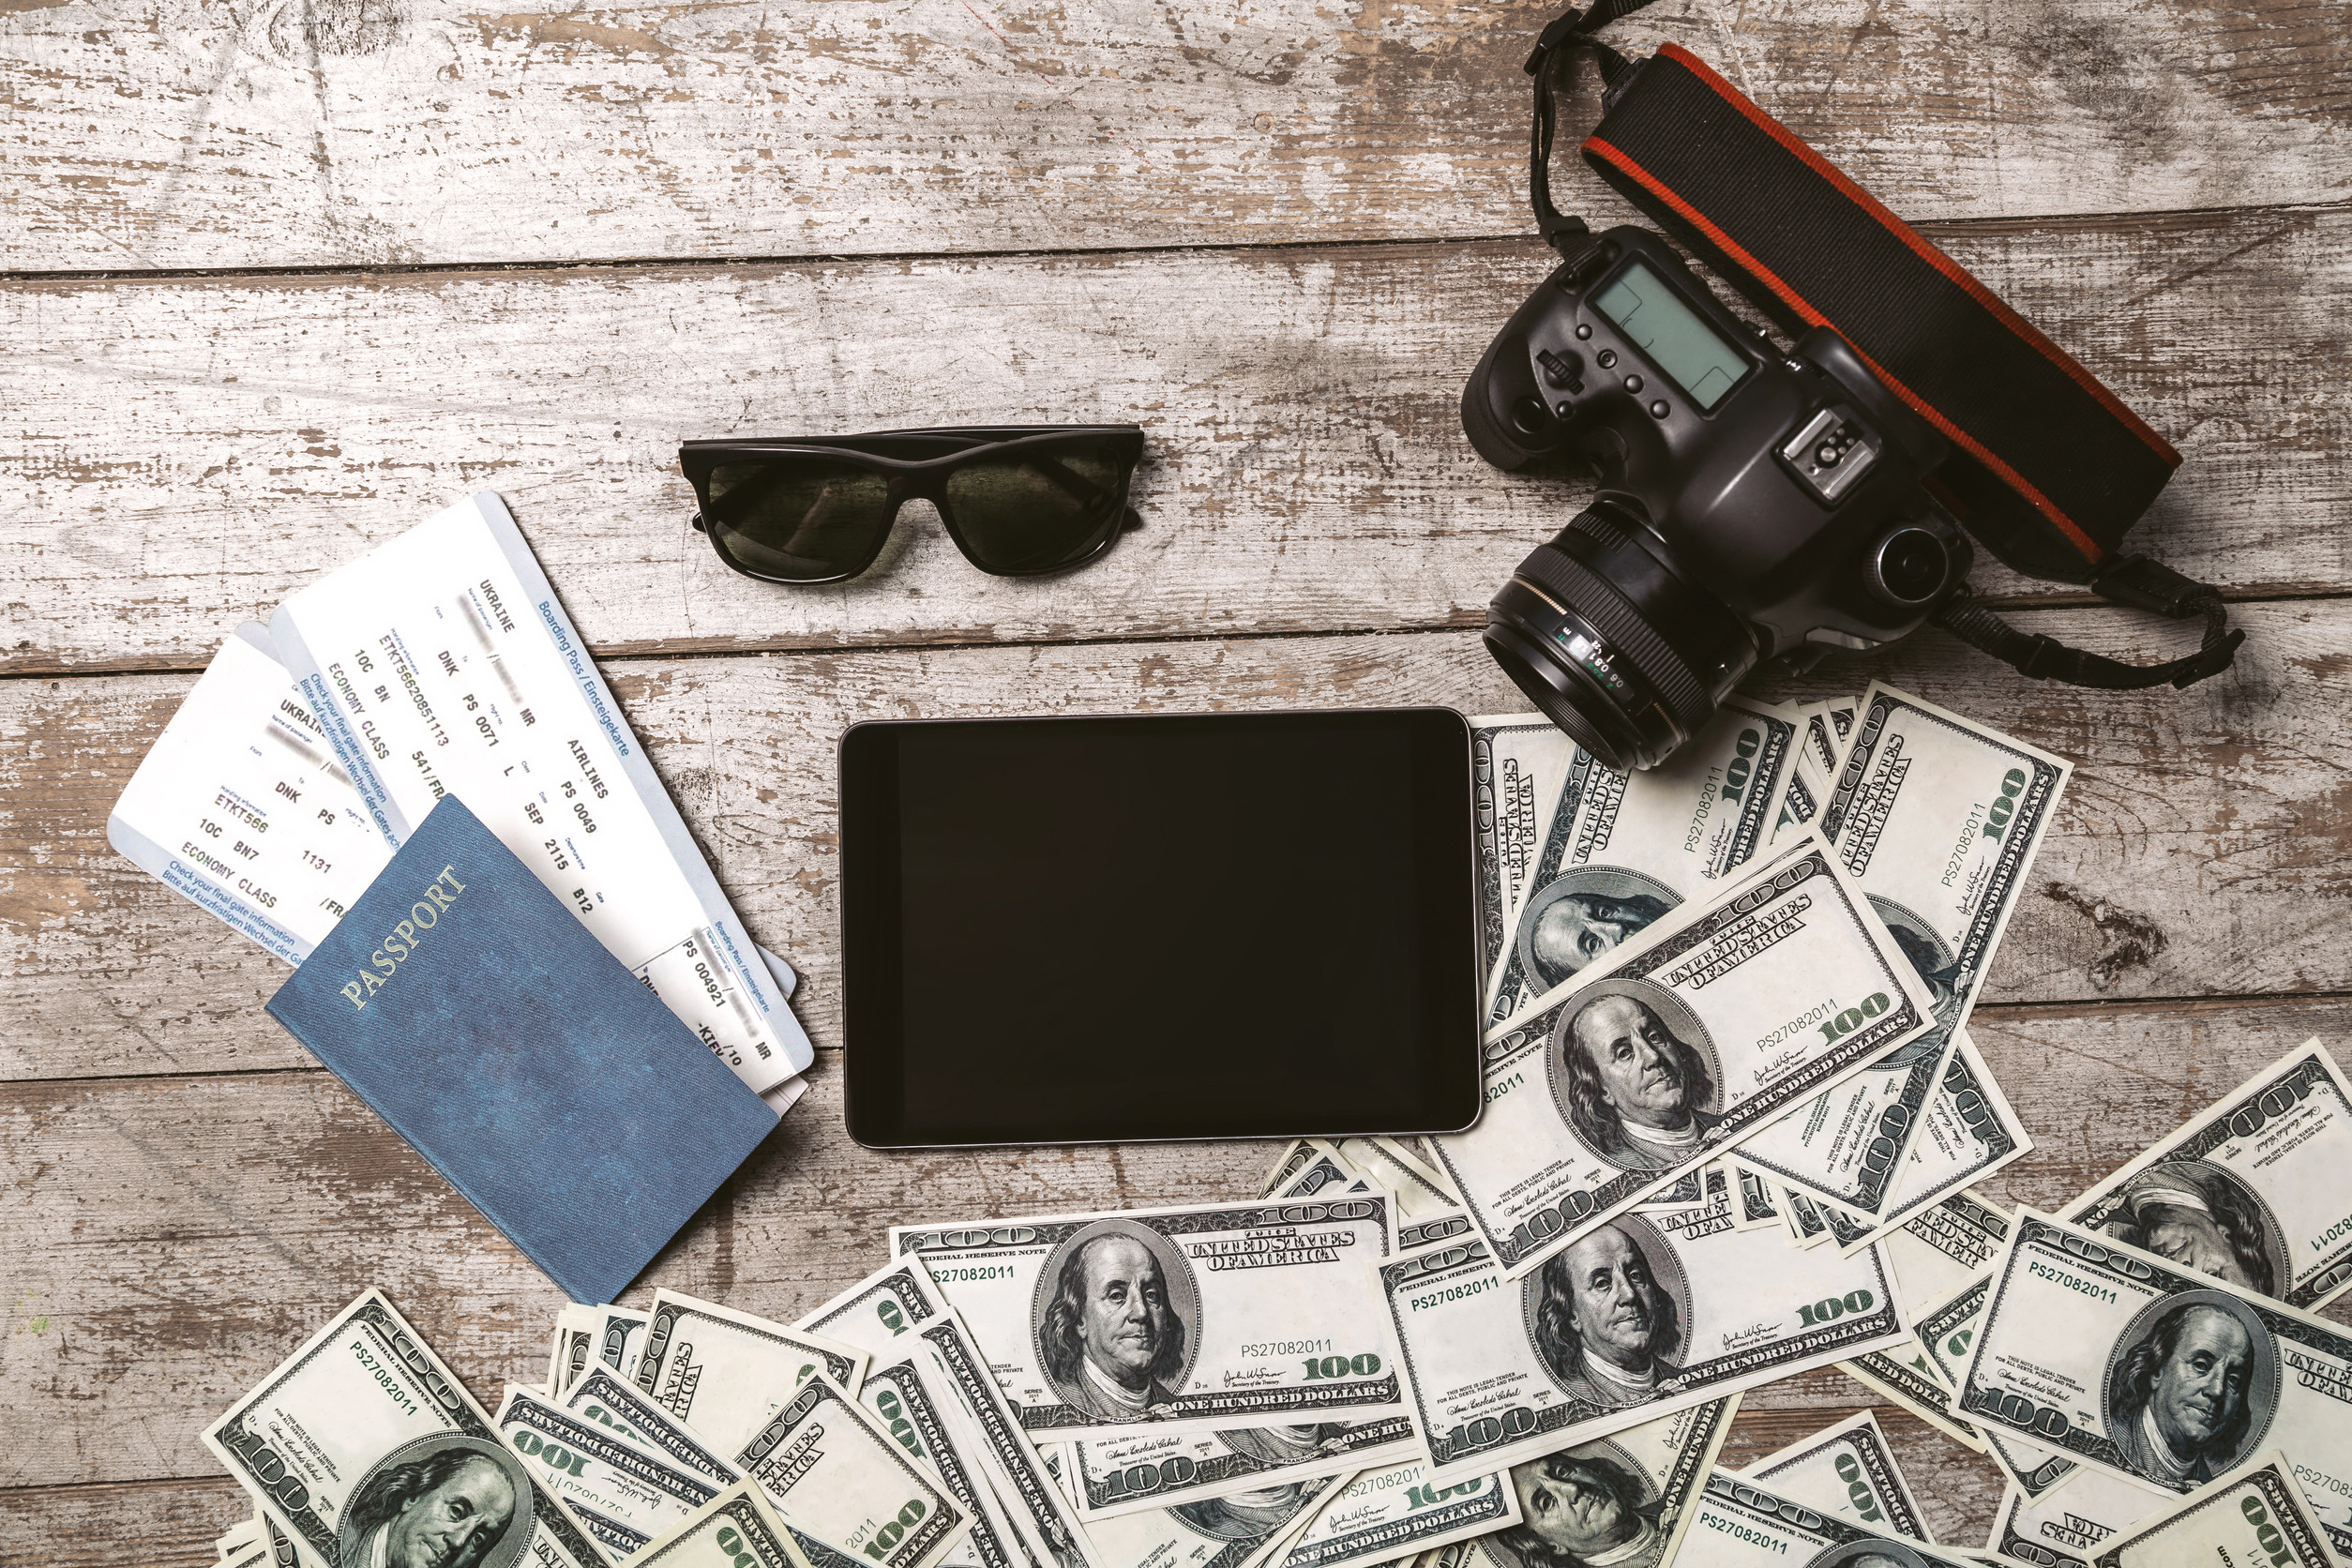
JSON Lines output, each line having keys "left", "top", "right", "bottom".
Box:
{"left": 268, "top": 795, "right": 778, "bottom": 1304}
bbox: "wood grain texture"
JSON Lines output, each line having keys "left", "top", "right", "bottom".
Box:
{"left": 7, "top": 603, "right": 2348, "bottom": 1081}
{"left": 5, "top": 0, "right": 2345, "bottom": 272}
{"left": 7, "top": 995, "right": 2349, "bottom": 1503}
{"left": 5, "top": 207, "right": 2347, "bottom": 676}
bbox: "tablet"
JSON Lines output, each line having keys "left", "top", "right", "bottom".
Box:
{"left": 837, "top": 707, "right": 1483, "bottom": 1148}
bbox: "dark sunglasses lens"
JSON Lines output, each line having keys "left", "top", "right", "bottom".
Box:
{"left": 703, "top": 458, "right": 893, "bottom": 580}
{"left": 942, "top": 446, "right": 1131, "bottom": 573}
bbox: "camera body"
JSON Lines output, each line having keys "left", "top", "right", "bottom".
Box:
{"left": 1464, "top": 225, "right": 1972, "bottom": 769}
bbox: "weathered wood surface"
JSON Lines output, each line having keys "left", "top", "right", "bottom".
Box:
{"left": 6, "top": 0, "right": 2345, "bottom": 1554}
{"left": 6, "top": 0, "right": 2346, "bottom": 272}
{"left": 6, "top": 206, "right": 2348, "bottom": 677}
{"left": 6, "top": 995, "right": 2347, "bottom": 1500}
{"left": 6, "top": 601, "right": 2349, "bottom": 1081}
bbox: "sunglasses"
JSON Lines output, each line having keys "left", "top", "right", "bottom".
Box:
{"left": 680, "top": 426, "right": 1145, "bottom": 585}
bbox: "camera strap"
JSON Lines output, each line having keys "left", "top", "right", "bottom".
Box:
{"left": 1523, "top": 8, "right": 2241, "bottom": 691}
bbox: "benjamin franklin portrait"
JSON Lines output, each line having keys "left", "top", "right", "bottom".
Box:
{"left": 1551, "top": 983, "right": 1723, "bottom": 1172}
{"left": 1493, "top": 1446, "right": 1669, "bottom": 1568}
{"left": 1035, "top": 1221, "right": 1200, "bottom": 1424}
{"left": 2103, "top": 1294, "right": 2278, "bottom": 1486}
{"left": 339, "top": 1437, "right": 532, "bottom": 1568}
{"left": 2093, "top": 1163, "right": 2284, "bottom": 1298}
{"left": 1528, "top": 1219, "right": 1686, "bottom": 1411}
{"left": 1518, "top": 870, "right": 1680, "bottom": 995}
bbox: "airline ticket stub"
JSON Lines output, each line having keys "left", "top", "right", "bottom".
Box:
{"left": 108, "top": 624, "right": 392, "bottom": 962}
{"left": 268, "top": 492, "right": 810, "bottom": 1091}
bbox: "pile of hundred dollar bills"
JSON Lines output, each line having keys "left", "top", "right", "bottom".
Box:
{"left": 199, "top": 684, "right": 2352, "bottom": 1568}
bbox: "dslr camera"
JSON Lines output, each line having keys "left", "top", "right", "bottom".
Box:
{"left": 1464, "top": 227, "right": 1970, "bottom": 771}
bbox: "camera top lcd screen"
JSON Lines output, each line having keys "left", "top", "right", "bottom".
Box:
{"left": 837, "top": 708, "right": 1483, "bottom": 1148}
{"left": 1595, "top": 260, "right": 1750, "bottom": 410}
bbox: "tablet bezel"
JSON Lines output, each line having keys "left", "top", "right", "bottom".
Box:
{"left": 837, "top": 705, "right": 1485, "bottom": 1150}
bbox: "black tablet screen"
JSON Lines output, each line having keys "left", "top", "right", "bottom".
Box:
{"left": 838, "top": 708, "right": 1482, "bottom": 1147}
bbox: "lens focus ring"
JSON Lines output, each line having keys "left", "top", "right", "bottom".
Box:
{"left": 1512, "top": 536, "right": 1713, "bottom": 742}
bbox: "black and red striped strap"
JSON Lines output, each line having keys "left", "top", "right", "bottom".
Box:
{"left": 1522, "top": 12, "right": 2239, "bottom": 689}
{"left": 1582, "top": 42, "right": 2179, "bottom": 583}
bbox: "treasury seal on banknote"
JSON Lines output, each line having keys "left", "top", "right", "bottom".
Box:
{"left": 1515, "top": 868, "right": 1681, "bottom": 997}
{"left": 2101, "top": 1289, "right": 2280, "bottom": 1485}
{"left": 1525, "top": 1214, "right": 1693, "bottom": 1410}
{"left": 339, "top": 1433, "right": 537, "bottom": 1568}
{"left": 1034, "top": 1219, "right": 1205, "bottom": 1424}
{"left": 1547, "top": 980, "right": 1724, "bottom": 1175}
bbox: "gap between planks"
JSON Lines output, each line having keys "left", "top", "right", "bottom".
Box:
{"left": 2, "top": 196, "right": 2344, "bottom": 290}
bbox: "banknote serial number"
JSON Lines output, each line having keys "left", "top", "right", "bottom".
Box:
{"left": 928, "top": 1266, "right": 1018, "bottom": 1283}
{"left": 1241, "top": 1339, "right": 1332, "bottom": 1357}
{"left": 1410, "top": 1274, "right": 1502, "bottom": 1312}
{"left": 1695, "top": 1510, "right": 1788, "bottom": 1551}
{"left": 2026, "top": 1259, "right": 2119, "bottom": 1304}
{"left": 1756, "top": 1001, "right": 1835, "bottom": 1052}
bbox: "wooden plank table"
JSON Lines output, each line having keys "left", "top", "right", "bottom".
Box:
{"left": 2, "top": 0, "right": 2345, "bottom": 1557}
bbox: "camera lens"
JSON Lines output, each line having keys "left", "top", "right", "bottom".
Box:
{"left": 1867, "top": 525, "right": 1953, "bottom": 608}
{"left": 1484, "top": 504, "right": 1757, "bottom": 771}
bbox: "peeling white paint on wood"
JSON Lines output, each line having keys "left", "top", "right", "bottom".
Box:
{"left": 3, "top": 0, "right": 2344, "bottom": 270}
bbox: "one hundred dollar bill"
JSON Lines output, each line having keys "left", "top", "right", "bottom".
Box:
{"left": 1955, "top": 1210, "right": 2352, "bottom": 1551}
{"left": 890, "top": 1194, "right": 1405, "bottom": 1441}
{"left": 495, "top": 1381, "right": 724, "bottom": 1555}
{"left": 633, "top": 1480, "right": 815, "bottom": 1568}
{"left": 1838, "top": 1334, "right": 1985, "bottom": 1454}
{"left": 1485, "top": 700, "right": 1798, "bottom": 1027}
{"left": 1983, "top": 1466, "right": 2171, "bottom": 1568}
{"left": 1882, "top": 1191, "right": 2013, "bottom": 1310}
{"left": 633, "top": 1289, "right": 869, "bottom": 1455}
{"left": 1333, "top": 1138, "right": 1461, "bottom": 1220}
{"left": 733, "top": 1372, "right": 972, "bottom": 1568}
{"left": 795, "top": 1255, "right": 1108, "bottom": 1568}
{"left": 1056, "top": 1460, "right": 1349, "bottom": 1568}
{"left": 1271, "top": 1458, "right": 1517, "bottom": 1568}
{"left": 2086, "top": 1451, "right": 2332, "bottom": 1568}
{"left": 1806, "top": 1033, "right": 2034, "bottom": 1257}
{"left": 1913, "top": 1276, "right": 2074, "bottom": 1498}
{"left": 1677, "top": 1470, "right": 1989, "bottom": 1567}
{"left": 2058, "top": 1039, "right": 2352, "bottom": 1311}
{"left": 554, "top": 1304, "right": 656, "bottom": 1397}
{"left": 1264, "top": 1142, "right": 1354, "bottom": 1201}
{"left": 563, "top": 1365, "right": 743, "bottom": 1489}
{"left": 1416, "top": 1397, "right": 1736, "bottom": 1568}
{"left": 1437, "top": 837, "right": 1937, "bottom": 1279}
{"left": 1067, "top": 1420, "right": 1423, "bottom": 1522}
{"left": 1380, "top": 1169, "right": 1907, "bottom": 1484}
{"left": 1732, "top": 1027, "right": 1962, "bottom": 1232}
{"left": 857, "top": 1356, "right": 1031, "bottom": 1568}
{"left": 551, "top": 1305, "right": 597, "bottom": 1397}
{"left": 1780, "top": 1183, "right": 1832, "bottom": 1248}
{"left": 201, "top": 1289, "right": 611, "bottom": 1568}
{"left": 1819, "top": 683, "right": 2072, "bottom": 1039}
{"left": 1753, "top": 685, "right": 2067, "bottom": 1229}
{"left": 1726, "top": 1161, "right": 1780, "bottom": 1230}
{"left": 1740, "top": 1410, "right": 1935, "bottom": 1542}
{"left": 1472, "top": 716, "right": 1578, "bottom": 985}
